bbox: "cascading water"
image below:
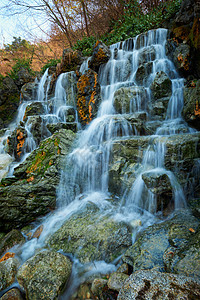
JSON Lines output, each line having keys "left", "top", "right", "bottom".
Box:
{"left": 2, "top": 28, "right": 196, "bottom": 299}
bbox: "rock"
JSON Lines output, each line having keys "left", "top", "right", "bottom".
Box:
{"left": 135, "top": 61, "right": 153, "bottom": 85}
{"left": 183, "top": 79, "right": 200, "bottom": 130}
{"left": 89, "top": 41, "right": 111, "bottom": 72}
{"left": 21, "top": 81, "right": 38, "bottom": 101}
{"left": 47, "top": 122, "right": 77, "bottom": 134}
{"left": 0, "top": 257, "right": 20, "bottom": 291}
{"left": 113, "top": 86, "right": 146, "bottom": 114}
{"left": 32, "top": 225, "right": 43, "bottom": 239}
{"left": 25, "top": 116, "right": 45, "bottom": 146}
{"left": 17, "top": 250, "right": 72, "bottom": 300}
{"left": 0, "top": 76, "right": 20, "bottom": 129}
{"left": 175, "top": 0, "right": 196, "bottom": 25}
{"left": 142, "top": 171, "right": 173, "bottom": 211}
{"left": 23, "top": 102, "right": 46, "bottom": 122}
{"left": 150, "top": 71, "right": 172, "bottom": 100}
{"left": 117, "top": 269, "right": 200, "bottom": 300}
{"left": 122, "top": 210, "right": 200, "bottom": 278}
{"left": 59, "top": 49, "right": 83, "bottom": 74}
{"left": 0, "top": 154, "right": 13, "bottom": 181}
{"left": 91, "top": 278, "right": 108, "bottom": 296}
{"left": 109, "top": 132, "right": 200, "bottom": 197}
{"left": 14, "top": 67, "right": 34, "bottom": 89}
{"left": 0, "top": 129, "right": 76, "bottom": 231}
{"left": 47, "top": 203, "right": 132, "bottom": 264}
{"left": 138, "top": 46, "right": 156, "bottom": 65}
{"left": 0, "top": 229, "right": 25, "bottom": 256}
{"left": 6, "top": 125, "right": 27, "bottom": 161}
{"left": 107, "top": 272, "right": 129, "bottom": 292}
{"left": 0, "top": 288, "right": 24, "bottom": 300}
{"left": 77, "top": 69, "right": 101, "bottom": 125}
{"left": 173, "top": 43, "right": 191, "bottom": 75}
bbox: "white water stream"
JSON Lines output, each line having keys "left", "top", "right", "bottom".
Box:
{"left": 0, "top": 28, "right": 194, "bottom": 298}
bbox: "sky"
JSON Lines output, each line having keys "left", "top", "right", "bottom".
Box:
{"left": 0, "top": 0, "right": 49, "bottom": 47}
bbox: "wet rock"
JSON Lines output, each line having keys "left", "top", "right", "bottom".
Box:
{"left": 0, "top": 252, "right": 15, "bottom": 263}
{"left": 117, "top": 269, "right": 200, "bottom": 300}
{"left": 183, "top": 79, "right": 200, "bottom": 130}
{"left": 0, "top": 257, "right": 20, "bottom": 291}
{"left": 107, "top": 272, "right": 129, "bottom": 292}
{"left": 151, "top": 98, "right": 170, "bottom": 119}
{"left": 23, "top": 102, "right": 45, "bottom": 122}
{"left": 25, "top": 115, "right": 46, "bottom": 146}
{"left": 0, "top": 153, "right": 13, "bottom": 181}
{"left": 17, "top": 250, "right": 72, "bottom": 300}
{"left": 0, "top": 76, "right": 20, "bottom": 129}
{"left": 0, "top": 288, "right": 24, "bottom": 300}
{"left": 142, "top": 171, "right": 173, "bottom": 211}
{"left": 151, "top": 71, "right": 172, "bottom": 100}
{"left": 47, "top": 122, "right": 77, "bottom": 134}
{"left": 0, "top": 129, "right": 76, "bottom": 231}
{"left": 47, "top": 203, "right": 132, "bottom": 264}
{"left": 21, "top": 81, "right": 38, "bottom": 101}
{"left": 59, "top": 49, "right": 83, "bottom": 74}
{"left": 173, "top": 43, "right": 191, "bottom": 75}
{"left": 135, "top": 62, "right": 153, "bottom": 85}
{"left": 122, "top": 210, "right": 200, "bottom": 278}
{"left": 113, "top": 86, "right": 146, "bottom": 114}
{"left": 32, "top": 225, "right": 43, "bottom": 239}
{"left": 91, "top": 278, "right": 108, "bottom": 297}
{"left": 0, "top": 229, "right": 25, "bottom": 256}
{"left": 6, "top": 125, "right": 27, "bottom": 161}
{"left": 77, "top": 69, "right": 101, "bottom": 125}
{"left": 89, "top": 41, "right": 111, "bottom": 72}
{"left": 138, "top": 46, "right": 156, "bottom": 65}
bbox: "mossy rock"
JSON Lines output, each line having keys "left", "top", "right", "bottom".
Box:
{"left": 17, "top": 250, "right": 72, "bottom": 300}
{"left": 47, "top": 203, "right": 132, "bottom": 264}
{"left": 0, "top": 129, "right": 76, "bottom": 231}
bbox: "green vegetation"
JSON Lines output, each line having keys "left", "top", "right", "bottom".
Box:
{"left": 7, "top": 58, "right": 35, "bottom": 81}
{"left": 73, "top": 0, "right": 182, "bottom": 57}
{"left": 41, "top": 58, "right": 61, "bottom": 74}
{"left": 73, "top": 36, "right": 96, "bottom": 56}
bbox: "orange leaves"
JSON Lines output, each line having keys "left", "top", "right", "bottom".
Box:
{"left": 27, "top": 176, "right": 34, "bottom": 183}
{"left": 194, "top": 101, "right": 200, "bottom": 117}
{"left": 189, "top": 228, "right": 195, "bottom": 233}
{"left": 0, "top": 252, "right": 15, "bottom": 263}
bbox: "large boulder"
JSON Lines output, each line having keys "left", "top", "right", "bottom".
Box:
{"left": 183, "top": 79, "right": 200, "bottom": 130}
{"left": 89, "top": 41, "right": 111, "bottom": 72}
{"left": 21, "top": 81, "right": 38, "bottom": 101}
{"left": 59, "top": 49, "right": 83, "bottom": 75}
{"left": 17, "top": 250, "right": 72, "bottom": 300}
{"left": 77, "top": 69, "right": 101, "bottom": 125}
{"left": 113, "top": 86, "right": 147, "bottom": 114}
{"left": 0, "top": 288, "right": 24, "bottom": 300}
{"left": 23, "top": 102, "right": 46, "bottom": 122}
{"left": 47, "top": 203, "right": 132, "bottom": 264}
{"left": 117, "top": 269, "right": 200, "bottom": 299}
{"left": 0, "top": 257, "right": 20, "bottom": 291}
{"left": 0, "top": 229, "right": 25, "bottom": 256}
{"left": 135, "top": 62, "right": 153, "bottom": 85}
{"left": 0, "top": 129, "right": 76, "bottom": 232}
{"left": 150, "top": 71, "right": 172, "bottom": 100}
{"left": 6, "top": 125, "right": 27, "bottom": 161}
{"left": 122, "top": 210, "right": 200, "bottom": 278}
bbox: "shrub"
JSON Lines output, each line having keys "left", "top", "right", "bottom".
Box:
{"left": 41, "top": 58, "right": 61, "bottom": 74}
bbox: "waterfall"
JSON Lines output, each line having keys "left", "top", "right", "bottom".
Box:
{"left": 2, "top": 28, "right": 196, "bottom": 298}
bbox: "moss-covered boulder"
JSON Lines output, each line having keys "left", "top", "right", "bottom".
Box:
{"left": 21, "top": 81, "right": 38, "bottom": 101}
{"left": 0, "top": 229, "right": 25, "bottom": 256}
{"left": 59, "top": 49, "right": 83, "bottom": 74}
{"left": 183, "top": 79, "right": 200, "bottom": 130}
{"left": 23, "top": 102, "right": 45, "bottom": 122}
{"left": 151, "top": 71, "right": 172, "bottom": 100}
{"left": 89, "top": 41, "right": 111, "bottom": 72}
{"left": 113, "top": 86, "right": 146, "bottom": 114}
{"left": 122, "top": 210, "right": 200, "bottom": 278}
{"left": 117, "top": 269, "right": 200, "bottom": 300}
{"left": 77, "top": 69, "right": 101, "bottom": 125}
{"left": 0, "top": 257, "right": 20, "bottom": 291}
{"left": 17, "top": 250, "right": 72, "bottom": 300}
{"left": 0, "top": 129, "right": 76, "bottom": 232}
{"left": 47, "top": 203, "right": 132, "bottom": 264}
{"left": 0, "top": 288, "right": 24, "bottom": 300}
